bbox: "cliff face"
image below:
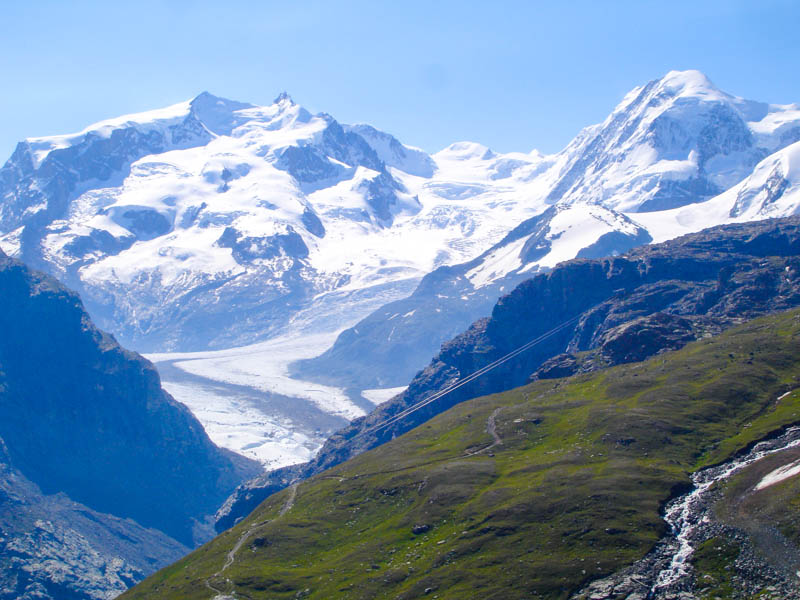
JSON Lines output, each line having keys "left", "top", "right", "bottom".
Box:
{"left": 0, "top": 248, "right": 259, "bottom": 550}
{"left": 217, "top": 216, "right": 800, "bottom": 530}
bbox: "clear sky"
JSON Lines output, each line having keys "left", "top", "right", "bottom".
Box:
{"left": 1, "top": 0, "right": 799, "bottom": 161}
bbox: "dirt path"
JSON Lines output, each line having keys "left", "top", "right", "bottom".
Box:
{"left": 279, "top": 482, "right": 298, "bottom": 516}
{"left": 486, "top": 407, "right": 503, "bottom": 447}
{"left": 463, "top": 407, "right": 504, "bottom": 457}
{"left": 206, "top": 483, "right": 299, "bottom": 599}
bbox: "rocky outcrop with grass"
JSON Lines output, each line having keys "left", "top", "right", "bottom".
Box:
{"left": 219, "top": 217, "right": 800, "bottom": 530}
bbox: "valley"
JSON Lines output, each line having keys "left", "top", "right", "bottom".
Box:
{"left": 121, "top": 308, "right": 800, "bottom": 599}
{"left": 4, "top": 67, "right": 800, "bottom": 599}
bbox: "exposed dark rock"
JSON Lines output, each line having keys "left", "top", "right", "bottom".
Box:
{"left": 118, "top": 207, "right": 171, "bottom": 240}
{"left": 0, "top": 447, "right": 189, "bottom": 600}
{"left": 531, "top": 353, "right": 580, "bottom": 380}
{"left": 216, "top": 225, "right": 309, "bottom": 262}
{"left": 412, "top": 524, "right": 431, "bottom": 535}
{"left": 63, "top": 228, "right": 135, "bottom": 258}
{"left": 274, "top": 118, "right": 384, "bottom": 184}
{"left": 0, "top": 249, "right": 259, "bottom": 547}
{"left": 598, "top": 312, "right": 697, "bottom": 365}
{"left": 301, "top": 207, "right": 326, "bottom": 238}
{"left": 360, "top": 170, "right": 409, "bottom": 227}
{"left": 275, "top": 145, "right": 340, "bottom": 183}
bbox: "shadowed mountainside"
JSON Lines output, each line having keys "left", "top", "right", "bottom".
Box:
{"left": 0, "top": 248, "right": 260, "bottom": 599}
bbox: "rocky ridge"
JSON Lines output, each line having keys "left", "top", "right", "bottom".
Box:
{"left": 0, "top": 448, "right": 188, "bottom": 600}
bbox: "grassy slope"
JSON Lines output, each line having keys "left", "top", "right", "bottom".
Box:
{"left": 123, "top": 309, "right": 800, "bottom": 600}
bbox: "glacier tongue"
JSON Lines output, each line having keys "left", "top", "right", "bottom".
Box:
{"left": 145, "top": 275, "right": 422, "bottom": 467}
{"left": 148, "top": 332, "right": 354, "bottom": 469}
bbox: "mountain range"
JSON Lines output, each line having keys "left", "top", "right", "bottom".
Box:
{"left": 4, "top": 69, "right": 800, "bottom": 475}
{"left": 2, "top": 70, "right": 799, "bottom": 362}
{"left": 5, "top": 69, "right": 800, "bottom": 599}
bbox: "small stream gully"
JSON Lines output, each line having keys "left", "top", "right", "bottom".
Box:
{"left": 575, "top": 400, "right": 800, "bottom": 600}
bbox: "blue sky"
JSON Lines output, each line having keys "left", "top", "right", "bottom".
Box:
{"left": 1, "top": 0, "right": 799, "bottom": 160}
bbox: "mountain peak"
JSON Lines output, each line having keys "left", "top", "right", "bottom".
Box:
{"left": 436, "top": 141, "right": 495, "bottom": 161}
{"left": 273, "top": 91, "right": 295, "bottom": 105}
{"left": 189, "top": 92, "right": 253, "bottom": 136}
{"left": 191, "top": 90, "right": 221, "bottom": 103}
{"left": 189, "top": 91, "right": 252, "bottom": 112}
{"left": 654, "top": 69, "right": 727, "bottom": 101}
{"left": 661, "top": 69, "right": 715, "bottom": 87}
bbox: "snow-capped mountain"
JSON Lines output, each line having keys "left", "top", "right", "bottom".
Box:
{"left": 295, "top": 202, "right": 652, "bottom": 391}
{"left": 6, "top": 70, "right": 793, "bottom": 356}
{"left": 4, "top": 69, "right": 800, "bottom": 470}
{"left": 535, "top": 69, "right": 800, "bottom": 213}
{"left": 297, "top": 70, "right": 800, "bottom": 393}
{"left": 0, "top": 92, "right": 547, "bottom": 352}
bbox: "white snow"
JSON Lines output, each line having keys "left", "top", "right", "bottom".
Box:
{"left": 464, "top": 202, "right": 645, "bottom": 289}
{"left": 81, "top": 227, "right": 244, "bottom": 286}
{"left": 465, "top": 235, "right": 527, "bottom": 288}
{"left": 537, "top": 204, "right": 637, "bottom": 268}
{"left": 631, "top": 140, "right": 800, "bottom": 243}
{"left": 9, "top": 90, "right": 560, "bottom": 316}
{"left": 755, "top": 457, "right": 800, "bottom": 491}
{"left": 346, "top": 123, "right": 434, "bottom": 177}
{"left": 529, "top": 69, "right": 800, "bottom": 215}
{"left": 150, "top": 332, "right": 362, "bottom": 421}
{"left": 361, "top": 386, "right": 408, "bottom": 405}
{"left": 24, "top": 99, "right": 195, "bottom": 168}
{"left": 159, "top": 380, "right": 320, "bottom": 468}
{"left": 148, "top": 331, "right": 361, "bottom": 468}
